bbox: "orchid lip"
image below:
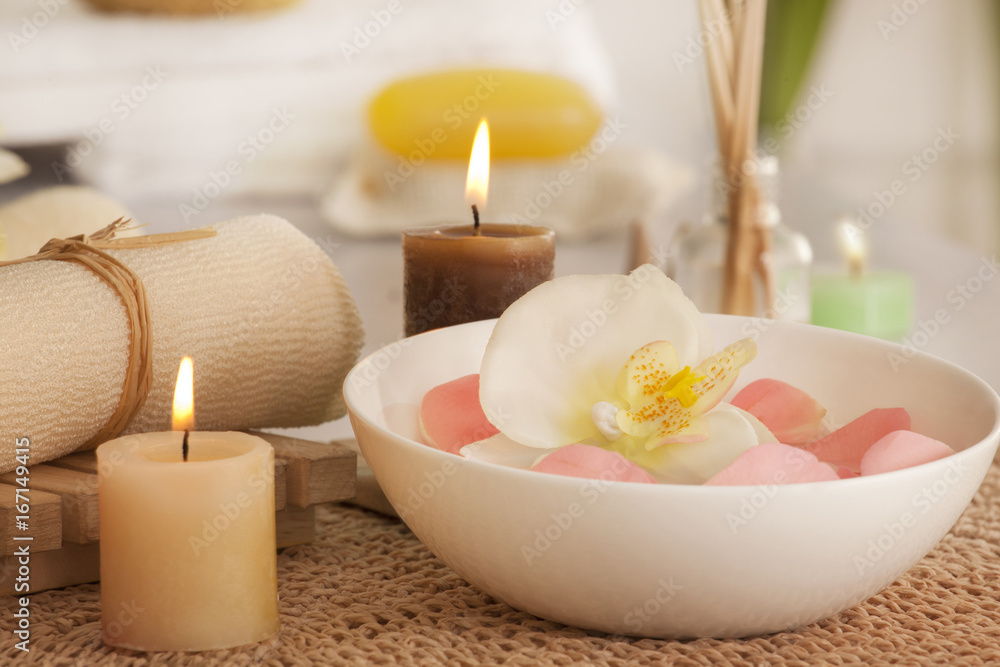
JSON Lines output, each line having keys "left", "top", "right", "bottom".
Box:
{"left": 591, "top": 401, "right": 623, "bottom": 442}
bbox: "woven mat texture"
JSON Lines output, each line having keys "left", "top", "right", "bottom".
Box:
{"left": 3, "top": 462, "right": 1000, "bottom": 666}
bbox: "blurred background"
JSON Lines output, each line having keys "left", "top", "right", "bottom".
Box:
{"left": 2, "top": 0, "right": 999, "bottom": 397}
{"left": 2, "top": 0, "right": 997, "bottom": 249}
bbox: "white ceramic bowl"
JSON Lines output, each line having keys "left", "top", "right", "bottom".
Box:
{"left": 344, "top": 316, "right": 1000, "bottom": 639}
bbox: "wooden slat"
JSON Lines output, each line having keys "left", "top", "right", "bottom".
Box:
{"left": 51, "top": 448, "right": 290, "bottom": 512}
{"left": 253, "top": 433, "right": 356, "bottom": 508}
{"left": 0, "top": 542, "right": 99, "bottom": 596}
{"left": 275, "top": 506, "right": 316, "bottom": 549}
{"left": 46, "top": 451, "right": 98, "bottom": 475}
{"left": 0, "top": 484, "right": 62, "bottom": 555}
{"left": 272, "top": 458, "right": 288, "bottom": 512}
{"left": 1, "top": 466, "right": 99, "bottom": 544}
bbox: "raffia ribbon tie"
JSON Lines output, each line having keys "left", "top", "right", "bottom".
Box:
{"left": 0, "top": 218, "right": 218, "bottom": 450}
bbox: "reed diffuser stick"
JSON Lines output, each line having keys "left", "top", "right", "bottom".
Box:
{"left": 706, "top": 0, "right": 736, "bottom": 88}
{"left": 728, "top": 0, "right": 746, "bottom": 60}
{"left": 698, "top": 0, "right": 734, "bottom": 157}
{"left": 699, "top": 0, "right": 773, "bottom": 315}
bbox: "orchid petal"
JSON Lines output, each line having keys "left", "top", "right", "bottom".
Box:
{"left": 615, "top": 340, "right": 682, "bottom": 411}
{"left": 459, "top": 433, "right": 549, "bottom": 470}
{"left": 730, "top": 405, "right": 779, "bottom": 444}
{"left": 480, "top": 265, "right": 712, "bottom": 449}
{"left": 689, "top": 337, "right": 758, "bottom": 414}
{"left": 608, "top": 403, "right": 759, "bottom": 484}
{"left": 615, "top": 337, "right": 757, "bottom": 449}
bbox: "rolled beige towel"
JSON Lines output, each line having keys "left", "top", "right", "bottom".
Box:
{"left": 0, "top": 186, "right": 132, "bottom": 261}
{"left": 0, "top": 214, "right": 363, "bottom": 472}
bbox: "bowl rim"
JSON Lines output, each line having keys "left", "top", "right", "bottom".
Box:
{"left": 344, "top": 316, "right": 1000, "bottom": 491}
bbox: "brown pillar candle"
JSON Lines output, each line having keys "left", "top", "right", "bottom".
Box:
{"left": 403, "top": 118, "right": 555, "bottom": 336}
{"left": 403, "top": 223, "right": 555, "bottom": 336}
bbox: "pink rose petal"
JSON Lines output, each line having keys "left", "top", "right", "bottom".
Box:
{"left": 531, "top": 444, "right": 657, "bottom": 484}
{"left": 860, "top": 430, "right": 956, "bottom": 476}
{"left": 836, "top": 466, "right": 858, "bottom": 480}
{"left": 730, "top": 379, "right": 827, "bottom": 444}
{"left": 705, "top": 443, "right": 840, "bottom": 486}
{"left": 419, "top": 374, "right": 499, "bottom": 455}
{"left": 804, "top": 408, "right": 911, "bottom": 473}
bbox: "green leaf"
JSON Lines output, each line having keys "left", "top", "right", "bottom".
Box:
{"left": 760, "top": 0, "right": 831, "bottom": 143}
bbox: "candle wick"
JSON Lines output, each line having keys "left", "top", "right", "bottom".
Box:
{"left": 471, "top": 204, "right": 480, "bottom": 235}
{"left": 848, "top": 257, "right": 865, "bottom": 280}
{"left": 182, "top": 430, "right": 189, "bottom": 462}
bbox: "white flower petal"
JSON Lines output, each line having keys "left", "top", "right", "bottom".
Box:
{"left": 644, "top": 403, "right": 759, "bottom": 484}
{"left": 480, "top": 265, "right": 712, "bottom": 448}
{"left": 730, "top": 405, "right": 779, "bottom": 444}
{"left": 460, "top": 433, "right": 551, "bottom": 469}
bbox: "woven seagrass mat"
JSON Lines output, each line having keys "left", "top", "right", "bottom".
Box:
{"left": 3, "top": 462, "right": 1000, "bottom": 666}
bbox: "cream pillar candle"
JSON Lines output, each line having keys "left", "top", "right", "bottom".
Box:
{"left": 97, "top": 431, "right": 279, "bottom": 651}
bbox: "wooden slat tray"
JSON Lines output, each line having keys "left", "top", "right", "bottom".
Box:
{"left": 0, "top": 434, "right": 356, "bottom": 595}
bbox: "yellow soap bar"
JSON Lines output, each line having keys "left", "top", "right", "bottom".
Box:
{"left": 368, "top": 69, "right": 603, "bottom": 160}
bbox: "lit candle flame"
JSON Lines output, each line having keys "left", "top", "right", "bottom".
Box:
{"left": 465, "top": 119, "right": 490, "bottom": 213}
{"left": 171, "top": 356, "right": 194, "bottom": 432}
{"left": 837, "top": 218, "right": 867, "bottom": 278}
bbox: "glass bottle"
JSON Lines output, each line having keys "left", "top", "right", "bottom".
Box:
{"left": 671, "top": 156, "right": 812, "bottom": 322}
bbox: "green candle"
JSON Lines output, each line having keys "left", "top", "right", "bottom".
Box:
{"left": 810, "top": 220, "right": 913, "bottom": 340}
{"left": 811, "top": 271, "right": 913, "bottom": 340}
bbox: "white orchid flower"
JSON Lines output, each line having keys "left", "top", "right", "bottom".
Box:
{"left": 470, "top": 265, "right": 767, "bottom": 483}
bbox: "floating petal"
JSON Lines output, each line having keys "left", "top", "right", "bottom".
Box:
{"left": 730, "top": 378, "right": 827, "bottom": 444}
{"left": 459, "top": 433, "right": 549, "bottom": 470}
{"left": 705, "top": 443, "right": 840, "bottom": 486}
{"left": 419, "top": 374, "right": 499, "bottom": 455}
{"left": 480, "top": 265, "right": 712, "bottom": 448}
{"left": 531, "top": 443, "right": 657, "bottom": 484}
{"left": 836, "top": 466, "right": 858, "bottom": 479}
{"left": 804, "top": 407, "right": 911, "bottom": 473}
{"left": 859, "top": 430, "right": 955, "bottom": 476}
{"left": 730, "top": 405, "right": 779, "bottom": 445}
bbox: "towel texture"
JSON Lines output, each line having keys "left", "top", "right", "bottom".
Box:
{"left": 0, "top": 214, "right": 363, "bottom": 472}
